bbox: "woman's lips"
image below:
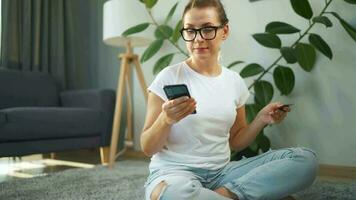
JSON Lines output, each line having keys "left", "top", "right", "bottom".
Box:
{"left": 194, "top": 47, "right": 209, "bottom": 53}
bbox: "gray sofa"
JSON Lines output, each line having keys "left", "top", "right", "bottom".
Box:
{"left": 0, "top": 68, "right": 116, "bottom": 157}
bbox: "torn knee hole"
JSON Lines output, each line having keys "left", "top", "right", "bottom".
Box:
{"left": 150, "top": 181, "right": 167, "bottom": 200}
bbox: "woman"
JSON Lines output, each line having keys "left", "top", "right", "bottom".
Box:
{"left": 141, "top": 0, "right": 318, "bottom": 199}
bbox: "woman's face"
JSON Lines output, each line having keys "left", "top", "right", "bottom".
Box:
{"left": 183, "top": 7, "right": 229, "bottom": 61}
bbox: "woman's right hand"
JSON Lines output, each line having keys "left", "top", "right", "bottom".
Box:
{"left": 161, "top": 96, "right": 196, "bottom": 125}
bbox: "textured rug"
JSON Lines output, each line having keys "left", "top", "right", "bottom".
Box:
{"left": 0, "top": 160, "right": 355, "bottom": 200}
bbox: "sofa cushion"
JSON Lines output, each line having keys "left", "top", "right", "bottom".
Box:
{"left": 0, "top": 69, "right": 59, "bottom": 109}
{"left": 0, "top": 107, "right": 103, "bottom": 142}
{"left": 0, "top": 112, "right": 6, "bottom": 125}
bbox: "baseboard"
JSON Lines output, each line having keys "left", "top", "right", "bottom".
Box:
{"left": 319, "top": 164, "right": 356, "bottom": 179}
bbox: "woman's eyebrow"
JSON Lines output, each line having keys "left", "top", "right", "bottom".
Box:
{"left": 201, "top": 22, "right": 215, "bottom": 26}
{"left": 185, "top": 22, "right": 215, "bottom": 28}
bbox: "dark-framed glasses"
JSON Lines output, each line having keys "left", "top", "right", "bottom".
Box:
{"left": 180, "top": 24, "right": 226, "bottom": 42}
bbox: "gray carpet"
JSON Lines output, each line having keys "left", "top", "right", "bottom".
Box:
{"left": 0, "top": 160, "right": 355, "bottom": 200}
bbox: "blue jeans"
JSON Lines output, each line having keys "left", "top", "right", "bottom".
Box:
{"left": 144, "top": 147, "right": 318, "bottom": 200}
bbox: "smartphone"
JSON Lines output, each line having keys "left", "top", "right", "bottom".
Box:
{"left": 277, "top": 104, "right": 294, "bottom": 111}
{"left": 163, "top": 84, "right": 196, "bottom": 114}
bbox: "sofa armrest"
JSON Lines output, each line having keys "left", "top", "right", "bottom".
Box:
{"left": 60, "top": 89, "right": 116, "bottom": 145}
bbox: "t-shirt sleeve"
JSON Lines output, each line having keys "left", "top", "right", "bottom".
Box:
{"left": 236, "top": 75, "right": 250, "bottom": 108}
{"left": 147, "top": 67, "right": 173, "bottom": 102}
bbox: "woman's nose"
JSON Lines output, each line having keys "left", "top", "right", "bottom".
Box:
{"left": 194, "top": 32, "right": 204, "bottom": 42}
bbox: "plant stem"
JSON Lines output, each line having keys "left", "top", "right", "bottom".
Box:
{"left": 146, "top": 8, "right": 189, "bottom": 57}
{"left": 248, "top": 0, "right": 334, "bottom": 90}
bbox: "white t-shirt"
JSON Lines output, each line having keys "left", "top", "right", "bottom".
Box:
{"left": 147, "top": 61, "right": 250, "bottom": 171}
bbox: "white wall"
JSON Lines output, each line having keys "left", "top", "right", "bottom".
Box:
{"left": 117, "top": 0, "right": 356, "bottom": 166}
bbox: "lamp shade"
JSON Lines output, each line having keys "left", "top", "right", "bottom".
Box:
{"left": 103, "top": 0, "right": 152, "bottom": 47}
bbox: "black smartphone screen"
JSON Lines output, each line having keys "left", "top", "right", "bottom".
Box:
{"left": 163, "top": 84, "right": 191, "bottom": 100}
{"left": 163, "top": 84, "right": 196, "bottom": 114}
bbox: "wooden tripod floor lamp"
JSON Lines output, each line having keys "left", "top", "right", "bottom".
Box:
{"left": 103, "top": 0, "right": 151, "bottom": 168}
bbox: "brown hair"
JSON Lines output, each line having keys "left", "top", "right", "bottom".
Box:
{"left": 182, "top": 0, "right": 229, "bottom": 25}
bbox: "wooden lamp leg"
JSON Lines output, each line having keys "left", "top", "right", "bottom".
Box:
{"left": 133, "top": 56, "right": 148, "bottom": 101}
{"left": 108, "top": 53, "right": 148, "bottom": 168}
{"left": 125, "top": 65, "right": 134, "bottom": 148}
{"left": 108, "top": 54, "right": 129, "bottom": 169}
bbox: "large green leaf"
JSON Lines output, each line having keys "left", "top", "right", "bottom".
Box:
{"left": 122, "top": 23, "right": 150, "bottom": 37}
{"left": 295, "top": 43, "right": 316, "bottom": 72}
{"left": 256, "top": 133, "right": 270, "bottom": 152}
{"left": 153, "top": 53, "right": 175, "bottom": 75}
{"left": 265, "top": 21, "right": 300, "bottom": 34}
{"left": 144, "top": 0, "right": 158, "bottom": 8}
{"left": 280, "top": 47, "right": 297, "bottom": 64}
{"left": 344, "top": 0, "right": 356, "bottom": 4}
{"left": 309, "top": 33, "right": 333, "bottom": 60}
{"left": 331, "top": 12, "right": 356, "bottom": 42}
{"left": 273, "top": 65, "right": 295, "bottom": 95}
{"left": 313, "top": 16, "right": 333, "bottom": 28}
{"left": 254, "top": 80, "right": 274, "bottom": 107}
{"left": 290, "top": 0, "right": 313, "bottom": 19}
{"left": 252, "top": 33, "right": 281, "bottom": 49}
{"left": 227, "top": 61, "right": 244, "bottom": 69}
{"left": 141, "top": 39, "right": 164, "bottom": 63}
{"left": 165, "top": 2, "right": 178, "bottom": 24}
{"left": 245, "top": 104, "right": 262, "bottom": 123}
{"left": 240, "top": 63, "right": 265, "bottom": 78}
{"left": 171, "top": 20, "right": 182, "bottom": 43}
{"left": 155, "top": 25, "right": 173, "bottom": 39}
{"left": 249, "top": 141, "right": 259, "bottom": 152}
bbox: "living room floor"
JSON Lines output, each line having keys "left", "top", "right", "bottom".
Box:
{"left": 0, "top": 148, "right": 149, "bottom": 183}
{"left": 0, "top": 149, "right": 354, "bottom": 185}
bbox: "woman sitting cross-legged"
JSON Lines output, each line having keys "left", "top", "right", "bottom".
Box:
{"left": 141, "top": 0, "right": 318, "bottom": 199}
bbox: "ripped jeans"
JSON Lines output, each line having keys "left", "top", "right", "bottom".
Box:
{"left": 144, "top": 147, "right": 318, "bottom": 200}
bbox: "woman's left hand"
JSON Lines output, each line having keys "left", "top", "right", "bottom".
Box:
{"left": 256, "top": 102, "right": 291, "bottom": 125}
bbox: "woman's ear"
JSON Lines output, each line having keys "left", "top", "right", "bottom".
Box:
{"left": 222, "top": 24, "right": 229, "bottom": 40}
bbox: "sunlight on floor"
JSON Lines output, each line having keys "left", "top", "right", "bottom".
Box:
{"left": 0, "top": 154, "right": 95, "bottom": 181}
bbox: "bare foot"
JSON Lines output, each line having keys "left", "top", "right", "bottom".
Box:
{"left": 214, "top": 187, "right": 238, "bottom": 199}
